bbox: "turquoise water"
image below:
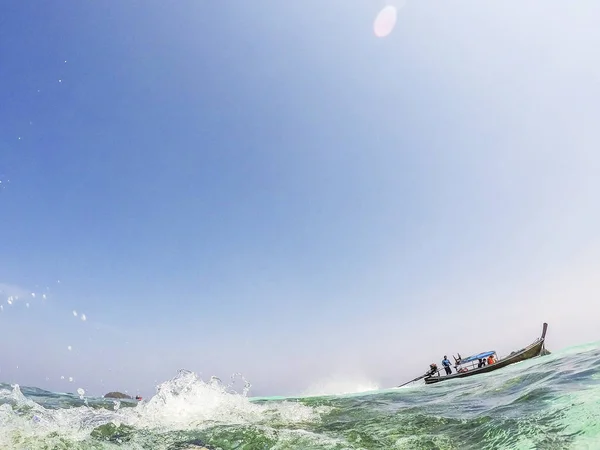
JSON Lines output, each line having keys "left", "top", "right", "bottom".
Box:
{"left": 1, "top": 343, "right": 599, "bottom": 449}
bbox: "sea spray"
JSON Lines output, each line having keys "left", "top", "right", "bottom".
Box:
{"left": 131, "top": 369, "right": 323, "bottom": 430}
{"left": 302, "top": 375, "right": 380, "bottom": 397}
{"left": 0, "top": 369, "right": 328, "bottom": 449}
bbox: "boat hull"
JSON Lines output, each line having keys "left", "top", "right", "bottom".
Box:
{"left": 424, "top": 323, "right": 548, "bottom": 384}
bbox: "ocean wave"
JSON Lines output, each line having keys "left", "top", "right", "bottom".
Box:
{"left": 0, "top": 369, "right": 328, "bottom": 450}
{"left": 1, "top": 343, "right": 600, "bottom": 449}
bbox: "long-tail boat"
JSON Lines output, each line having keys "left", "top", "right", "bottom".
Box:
{"left": 396, "top": 323, "right": 549, "bottom": 388}
{"left": 423, "top": 322, "right": 549, "bottom": 384}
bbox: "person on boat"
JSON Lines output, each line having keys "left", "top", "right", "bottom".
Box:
{"left": 441, "top": 356, "right": 452, "bottom": 375}
{"left": 427, "top": 363, "right": 438, "bottom": 376}
{"left": 487, "top": 354, "right": 496, "bottom": 365}
{"left": 478, "top": 358, "right": 486, "bottom": 368}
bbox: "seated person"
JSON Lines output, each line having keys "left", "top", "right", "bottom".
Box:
{"left": 427, "top": 363, "right": 438, "bottom": 376}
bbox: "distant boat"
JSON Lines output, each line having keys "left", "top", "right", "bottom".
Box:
{"left": 424, "top": 322, "right": 549, "bottom": 384}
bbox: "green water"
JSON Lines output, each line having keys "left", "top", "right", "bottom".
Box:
{"left": 1, "top": 343, "right": 599, "bottom": 449}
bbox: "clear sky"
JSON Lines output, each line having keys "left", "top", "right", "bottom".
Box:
{"left": 1, "top": 0, "right": 600, "bottom": 397}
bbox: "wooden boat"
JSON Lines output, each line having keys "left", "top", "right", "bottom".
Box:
{"left": 423, "top": 322, "right": 549, "bottom": 384}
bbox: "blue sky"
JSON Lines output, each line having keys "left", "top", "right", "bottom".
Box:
{"left": 1, "top": 0, "right": 600, "bottom": 397}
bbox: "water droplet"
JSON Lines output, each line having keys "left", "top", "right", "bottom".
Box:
{"left": 17, "top": 137, "right": 21, "bottom": 140}
{"left": 42, "top": 294, "right": 47, "bottom": 300}
{"left": 31, "top": 293, "right": 35, "bottom": 298}
{"left": 25, "top": 303, "right": 30, "bottom": 308}
{"left": 81, "top": 314, "right": 87, "bottom": 321}
{"left": 77, "top": 388, "right": 85, "bottom": 397}
{"left": 69, "top": 377, "right": 74, "bottom": 382}
{"left": 67, "top": 345, "right": 72, "bottom": 351}
{"left": 7, "top": 297, "right": 13, "bottom": 305}
{"left": 72, "top": 310, "right": 78, "bottom": 317}
{"left": 61, "top": 375, "right": 65, "bottom": 380}
{"left": 374, "top": 5, "right": 399, "bottom": 38}
{"left": 58, "top": 79, "right": 62, "bottom": 83}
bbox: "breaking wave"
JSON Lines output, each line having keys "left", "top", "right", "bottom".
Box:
{"left": 0, "top": 369, "right": 330, "bottom": 449}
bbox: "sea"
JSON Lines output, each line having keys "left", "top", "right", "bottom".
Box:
{"left": 1, "top": 342, "right": 599, "bottom": 450}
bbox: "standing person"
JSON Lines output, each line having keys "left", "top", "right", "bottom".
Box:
{"left": 442, "top": 356, "right": 453, "bottom": 375}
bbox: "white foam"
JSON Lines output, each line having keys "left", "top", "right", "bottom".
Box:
{"left": 0, "top": 370, "right": 328, "bottom": 447}
{"left": 131, "top": 370, "right": 322, "bottom": 429}
{"left": 302, "top": 375, "right": 380, "bottom": 397}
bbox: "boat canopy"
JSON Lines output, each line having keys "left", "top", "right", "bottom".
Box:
{"left": 459, "top": 351, "right": 496, "bottom": 364}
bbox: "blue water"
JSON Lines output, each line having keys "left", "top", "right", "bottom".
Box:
{"left": 1, "top": 342, "right": 599, "bottom": 449}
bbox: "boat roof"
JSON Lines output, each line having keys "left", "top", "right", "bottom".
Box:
{"left": 460, "top": 351, "right": 496, "bottom": 364}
